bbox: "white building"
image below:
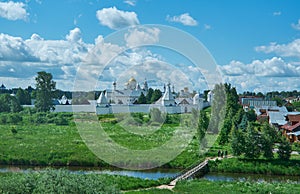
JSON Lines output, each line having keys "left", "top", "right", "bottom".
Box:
{"left": 96, "top": 77, "right": 206, "bottom": 115}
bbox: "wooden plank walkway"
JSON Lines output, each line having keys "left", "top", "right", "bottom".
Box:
{"left": 169, "top": 159, "right": 208, "bottom": 186}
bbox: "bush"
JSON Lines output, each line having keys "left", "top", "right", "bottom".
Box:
{"left": 54, "top": 115, "right": 69, "bottom": 125}
{"left": 0, "top": 114, "right": 7, "bottom": 124}
{"left": 0, "top": 169, "right": 120, "bottom": 194}
{"left": 7, "top": 113, "right": 23, "bottom": 124}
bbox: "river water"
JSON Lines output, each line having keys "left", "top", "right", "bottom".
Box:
{"left": 0, "top": 165, "right": 299, "bottom": 183}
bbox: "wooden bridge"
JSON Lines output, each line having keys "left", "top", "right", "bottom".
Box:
{"left": 169, "top": 159, "right": 209, "bottom": 186}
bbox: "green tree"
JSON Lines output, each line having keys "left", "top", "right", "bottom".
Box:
{"left": 246, "top": 109, "right": 257, "bottom": 122}
{"left": 244, "top": 122, "right": 261, "bottom": 159}
{"left": 238, "top": 114, "right": 248, "bottom": 131}
{"left": 0, "top": 94, "right": 22, "bottom": 113}
{"left": 150, "top": 89, "right": 162, "bottom": 103}
{"left": 218, "top": 117, "right": 232, "bottom": 145}
{"left": 231, "top": 127, "right": 246, "bottom": 156}
{"left": 261, "top": 123, "right": 277, "bottom": 159}
{"left": 278, "top": 136, "right": 292, "bottom": 160}
{"left": 16, "top": 88, "right": 31, "bottom": 105}
{"left": 137, "top": 92, "right": 147, "bottom": 104}
{"left": 271, "top": 96, "right": 283, "bottom": 106}
{"left": 146, "top": 88, "right": 154, "bottom": 103}
{"left": 198, "top": 109, "right": 209, "bottom": 149}
{"left": 35, "top": 71, "right": 56, "bottom": 112}
{"left": 209, "top": 84, "right": 226, "bottom": 134}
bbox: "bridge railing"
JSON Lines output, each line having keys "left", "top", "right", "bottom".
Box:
{"left": 170, "top": 158, "right": 208, "bottom": 181}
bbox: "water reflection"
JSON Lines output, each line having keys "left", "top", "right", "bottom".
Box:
{"left": 0, "top": 165, "right": 179, "bottom": 180}
{"left": 203, "top": 172, "right": 300, "bottom": 183}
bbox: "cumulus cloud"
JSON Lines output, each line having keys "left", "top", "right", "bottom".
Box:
{"left": 166, "top": 13, "right": 198, "bottom": 26}
{"left": 96, "top": 7, "right": 139, "bottom": 30}
{"left": 0, "top": 1, "right": 28, "bottom": 21}
{"left": 0, "top": 33, "right": 38, "bottom": 62}
{"left": 255, "top": 39, "right": 300, "bottom": 58}
{"left": 220, "top": 57, "right": 300, "bottom": 77}
{"left": 66, "top": 27, "right": 82, "bottom": 42}
{"left": 292, "top": 19, "right": 300, "bottom": 30}
{"left": 124, "top": 27, "right": 160, "bottom": 48}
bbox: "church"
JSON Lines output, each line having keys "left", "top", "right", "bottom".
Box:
{"left": 95, "top": 77, "right": 209, "bottom": 115}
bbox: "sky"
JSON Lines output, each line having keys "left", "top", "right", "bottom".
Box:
{"left": 0, "top": 0, "right": 300, "bottom": 93}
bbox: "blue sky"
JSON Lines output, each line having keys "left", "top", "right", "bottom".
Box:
{"left": 1, "top": 0, "right": 300, "bottom": 92}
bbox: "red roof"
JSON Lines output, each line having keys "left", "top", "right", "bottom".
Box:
{"left": 281, "top": 122, "right": 300, "bottom": 132}
{"left": 287, "top": 114, "right": 300, "bottom": 123}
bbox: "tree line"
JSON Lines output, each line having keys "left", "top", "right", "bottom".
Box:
{"left": 212, "top": 83, "right": 292, "bottom": 160}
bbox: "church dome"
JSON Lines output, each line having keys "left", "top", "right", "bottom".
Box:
{"left": 128, "top": 77, "right": 136, "bottom": 83}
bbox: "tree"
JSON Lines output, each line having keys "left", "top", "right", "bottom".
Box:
{"left": 35, "top": 71, "right": 56, "bottom": 112}
{"left": 278, "top": 137, "right": 292, "bottom": 160}
{"left": 244, "top": 122, "right": 261, "bottom": 159}
{"left": 209, "top": 84, "right": 226, "bottom": 134}
{"left": 261, "top": 123, "right": 277, "bottom": 159}
{"left": 246, "top": 109, "right": 257, "bottom": 122}
{"left": 271, "top": 96, "right": 283, "bottom": 106}
{"left": 231, "top": 126, "right": 246, "bottom": 156}
{"left": 146, "top": 88, "right": 154, "bottom": 103}
{"left": 16, "top": 88, "right": 31, "bottom": 105}
{"left": 238, "top": 114, "right": 248, "bottom": 131}
{"left": 198, "top": 110, "right": 209, "bottom": 149}
{"left": 150, "top": 89, "right": 162, "bottom": 103}
{"left": 137, "top": 92, "right": 147, "bottom": 104}
{"left": 0, "top": 94, "right": 22, "bottom": 113}
{"left": 218, "top": 118, "right": 232, "bottom": 145}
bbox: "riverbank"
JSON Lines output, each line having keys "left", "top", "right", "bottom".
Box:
{"left": 126, "top": 179, "right": 300, "bottom": 194}
{"left": 1, "top": 168, "right": 300, "bottom": 194}
{"left": 208, "top": 157, "right": 300, "bottom": 176}
{"left": 0, "top": 168, "right": 170, "bottom": 193}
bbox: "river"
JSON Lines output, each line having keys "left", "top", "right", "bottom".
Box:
{"left": 0, "top": 165, "right": 299, "bottom": 183}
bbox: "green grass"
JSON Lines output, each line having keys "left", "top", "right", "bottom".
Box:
{"left": 0, "top": 169, "right": 170, "bottom": 194}
{"left": 0, "top": 112, "right": 202, "bottom": 168}
{"left": 209, "top": 157, "right": 300, "bottom": 176}
{"left": 127, "top": 179, "right": 300, "bottom": 194}
{"left": 0, "top": 123, "right": 105, "bottom": 166}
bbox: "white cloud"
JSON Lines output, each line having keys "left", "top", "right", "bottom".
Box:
{"left": 220, "top": 57, "right": 300, "bottom": 77}
{"left": 66, "top": 27, "right": 82, "bottom": 43}
{"left": 255, "top": 39, "right": 300, "bottom": 58}
{"left": 204, "top": 24, "right": 211, "bottom": 30}
{"left": 166, "top": 13, "right": 198, "bottom": 26}
{"left": 0, "top": 1, "right": 28, "bottom": 21}
{"left": 124, "top": 0, "right": 136, "bottom": 6}
{"left": 291, "top": 19, "right": 300, "bottom": 31}
{"left": 96, "top": 7, "right": 139, "bottom": 30}
{"left": 0, "top": 33, "right": 38, "bottom": 62}
{"left": 273, "top": 11, "right": 281, "bottom": 16}
{"left": 124, "top": 27, "right": 160, "bottom": 48}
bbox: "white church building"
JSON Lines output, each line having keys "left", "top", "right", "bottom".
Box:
{"left": 95, "top": 77, "right": 209, "bottom": 115}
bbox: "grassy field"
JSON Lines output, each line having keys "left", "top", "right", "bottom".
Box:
{"left": 208, "top": 157, "right": 300, "bottom": 176}
{"left": 127, "top": 179, "right": 300, "bottom": 194}
{"left": 0, "top": 112, "right": 202, "bottom": 168}
{"left": 0, "top": 169, "right": 170, "bottom": 194}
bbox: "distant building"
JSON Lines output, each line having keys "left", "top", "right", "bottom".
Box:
{"left": 281, "top": 112, "right": 300, "bottom": 142}
{"left": 0, "top": 83, "right": 7, "bottom": 91}
{"left": 106, "top": 77, "right": 149, "bottom": 105}
{"left": 96, "top": 77, "right": 206, "bottom": 115}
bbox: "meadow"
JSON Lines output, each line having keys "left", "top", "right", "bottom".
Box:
{"left": 0, "top": 111, "right": 203, "bottom": 168}
{"left": 126, "top": 179, "right": 300, "bottom": 194}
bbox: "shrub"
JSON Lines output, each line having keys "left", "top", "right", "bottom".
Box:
{"left": 6, "top": 113, "right": 23, "bottom": 124}
{"left": 54, "top": 115, "right": 69, "bottom": 125}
